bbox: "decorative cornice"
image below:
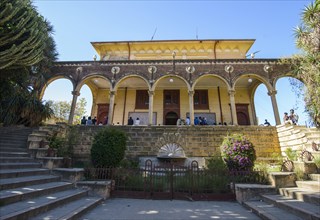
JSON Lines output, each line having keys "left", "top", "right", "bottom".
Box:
{"left": 53, "top": 59, "right": 283, "bottom": 68}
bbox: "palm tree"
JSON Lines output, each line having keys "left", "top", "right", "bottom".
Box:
{"left": 289, "top": 0, "right": 320, "bottom": 127}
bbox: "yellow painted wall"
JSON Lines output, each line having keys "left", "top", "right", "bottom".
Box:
{"left": 94, "top": 87, "right": 253, "bottom": 125}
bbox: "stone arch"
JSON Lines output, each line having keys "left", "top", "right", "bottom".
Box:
{"left": 233, "top": 74, "right": 272, "bottom": 91}
{"left": 40, "top": 75, "right": 73, "bottom": 100}
{"left": 274, "top": 76, "right": 308, "bottom": 126}
{"left": 152, "top": 75, "right": 190, "bottom": 91}
{"left": 192, "top": 74, "right": 230, "bottom": 91}
{"left": 76, "top": 73, "right": 111, "bottom": 92}
{"left": 76, "top": 74, "right": 112, "bottom": 124}
{"left": 191, "top": 74, "right": 231, "bottom": 125}
{"left": 114, "top": 74, "right": 151, "bottom": 91}
{"left": 233, "top": 74, "right": 273, "bottom": 125}
{"left": 273, "top": 74, "right": 302, "bottom": 89}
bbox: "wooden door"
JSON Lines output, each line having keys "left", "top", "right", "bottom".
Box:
{"left": 97, "top": 104, "right": 109, "bottom": 125}
{"left": 236, "top": 104, "right": 250, "bottom": 125}
{"left": 163, "top": 90, "right": 180, "bottom": 125}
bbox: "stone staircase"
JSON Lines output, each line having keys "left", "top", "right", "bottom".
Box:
{"left": 242, "top": 173, "right": 320, "bottom": 220}
{"left": 0, "top": 126, "right": 102, "bottom": 220}
{"left": 238, "top": 125, "right": 320, "bottom": 219}
{"left": 277, "top": 124, "right": 320, "bottom": 155}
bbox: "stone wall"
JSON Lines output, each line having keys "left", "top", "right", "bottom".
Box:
{"left": 72, "top": 125, "right": 280, "bottom": 164}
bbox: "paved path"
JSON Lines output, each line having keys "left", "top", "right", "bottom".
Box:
{"left": 81, "top": 198, "right": 261, "bottom": 220}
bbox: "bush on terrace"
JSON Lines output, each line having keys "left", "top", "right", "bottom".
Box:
{"left": 91, "top": 127, "right": 127, "bottom": 168}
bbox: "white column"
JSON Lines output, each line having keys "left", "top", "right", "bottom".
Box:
{"left": 268, "top": 90, "right": 281, "bottom": 125}
{"left": 228, "top": 89, "right": 238, "bottom": 125}
{"left": 68, "top": 90, "right": 80, "bottom": 124}
{"left": 107, "top": 91, "right": 116, "bottom": 125}
{"left": 188, "top": 90, "right": 194, "bottom": 125}
{"left": 148, "top": 90, "right": 154, "bottom": 125}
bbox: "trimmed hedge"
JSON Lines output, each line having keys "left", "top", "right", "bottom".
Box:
{"left": 91, "top": 127, "right": 127, "bottom": 168}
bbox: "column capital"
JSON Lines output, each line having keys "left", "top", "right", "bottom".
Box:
{"left": 228, "top": 89, "right": 236, "bottom": 96}
{"left": 188, "top": 90, "right": 194, "bottom": 96}
{"left": 109, "top": 91, "right": 116, "bottom": 96}
{"left": 71, "top": 91, "right": 80, "bottom": 96}
{"left": 268, "top": 90, "right": 277, "bottom": 96}
{"left": 148, "top": 90, "right": 155, "bottom": 96}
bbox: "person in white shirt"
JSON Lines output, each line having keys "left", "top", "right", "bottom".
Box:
{"left": 185, "top": 117, "right": 190, "bottom": 125}
{"left": 134, "top": 117, "right": 140, "bottom": 125}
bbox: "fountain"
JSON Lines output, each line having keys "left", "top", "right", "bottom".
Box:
{"left": 139, "top": 132, "right": 205, "bottom": 167}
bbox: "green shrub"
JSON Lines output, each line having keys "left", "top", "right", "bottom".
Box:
{"left": 206, "top": 156, "right": 228, "bottom": 172}
{"left": 48, "top": 126, "right": 77, "bottom": 158}
{"left": 118, "top": 158, "right": 139, "bottom": 168}
{"left": 285, "top": 148, "right": 297, "bottom": 161}
{"left": 313, "top": 156, "right": 320, "bottom": 170}
{"left": 220, "top": 133, "right": 256, "bottom": 171}
{"left": 91, "top": 127, "right": 127, "bottom": 168}
{"left": 48, "top": 133, "right": 65, "bottom": 157}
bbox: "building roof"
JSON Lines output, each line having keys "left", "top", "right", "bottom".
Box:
{"left": 91, "top": 39, "right": 255, "bottom": 61}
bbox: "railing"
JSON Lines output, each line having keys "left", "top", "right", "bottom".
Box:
{"left": 83, "top": 163, "right": 269, "bottom": 201}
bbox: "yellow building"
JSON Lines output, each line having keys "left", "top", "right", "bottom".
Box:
{"left": 45, "top": 39, "right": 291, "bottom": 126}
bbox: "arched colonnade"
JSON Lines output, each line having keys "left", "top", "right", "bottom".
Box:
{"left": 41, "top": 59, "right": 292, "bottom": 126}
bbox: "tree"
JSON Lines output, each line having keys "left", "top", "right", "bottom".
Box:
{"left": 0, "top": 0, "right": 48, "bottom": 70}
{"left": 46, "top": 98, "right": 87, "bottom": 124}
{"left": 285, "top": 0, "right": 320, "bottom": 127}
{"left": 0, "top": 0, "right": 58, "bottom": 126}
{"left": 74, "top": 98, "right": 87, "bottom": 124}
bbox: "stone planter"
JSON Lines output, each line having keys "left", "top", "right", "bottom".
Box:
{"left": 293, "top": 161, "right": 318, "bottom": 174}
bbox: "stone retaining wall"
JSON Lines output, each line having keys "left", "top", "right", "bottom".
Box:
{"left": 72, "top": 125, "right": 280, "bottom": 164}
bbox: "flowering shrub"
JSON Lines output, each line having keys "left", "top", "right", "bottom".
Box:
{"left": 220, "top": 134, "right": 256, "bottom": 171}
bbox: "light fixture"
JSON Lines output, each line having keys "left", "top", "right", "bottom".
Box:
{"left": 169, "top": 78, "right": 174, "bottom": 83}
{"left": 248, "top": 78, "right": 253, "bottom": 83}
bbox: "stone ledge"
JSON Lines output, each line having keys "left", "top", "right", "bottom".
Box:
{"left": 76, "top": 180, "right": 113, "bottom": 200}
{"left": 294, "top": 161, "right": 318, "bottom": 174}
{"left": 268, "top": 172, "right": 296, "bottom": 188}
{"left": 52, "top": 168, "right": 84, "bottom": 183}
{"left": 235, "top": 184, "right": 276, "bottom": 204}
{"left": 36, "top": 157, "right": 64, "bottom": 169}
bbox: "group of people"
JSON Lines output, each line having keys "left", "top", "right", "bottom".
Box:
{"left": 194, "top": 116, "right": 208, "bottom": 125}
{"left": 81, "top": 116, "right": 103, "bottom": 126}
{"left": 283, "top": 109, "right": 299, "bottom": 125}
{"left": 80, "top": 112, "right": 299, "bottom": 126}
{"left": 177, "top": 116, "right": 217, "bottom": 126}
{"left": 127, "top": 117, "right": 140, "bottom": 126}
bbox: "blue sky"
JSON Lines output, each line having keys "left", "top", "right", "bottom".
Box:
{"left": 34, "top": 0, "right": 313, "bottom": 126}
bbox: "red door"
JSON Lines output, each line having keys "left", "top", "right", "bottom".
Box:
{"left": 97, "top": 104, "right": 109, "bottom": 125}
{"left": 236, "top": 104, "right": 250, "bottom": 125}
{"left": 163, "top": 90, "right": 180, "bottom": 125}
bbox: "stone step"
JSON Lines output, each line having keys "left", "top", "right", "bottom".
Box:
{"left": 309, "top": 174, "right": 320, "bottom": 182}
{"left": 0, "top": 188, "right": 89, "bottom": 220}
{"left": 0, "top": 181, "right": 73, "bottom": 206}
{"left": 261, "top": 194, "right": 320, "bottom": 220}
{"left": 0, "top": 136, "right": 30, "bottom": 141}
{"left": 0, "top": 157, "right": 34, "bottom": 163}
{"left": 243, "top": 200, "right": 304, "bottom": 220}
{"left": 0, "top": 147, "right": 27, "bottom": 152}
{"left": 296, "top": 181, "right": 320, "bottom": 191}
{"left": 279, "top": 187, "right": 320, "bottom": 206}
{"left": 0, "top": 168, "right": 50, "bottom": 179}
{"left": 278, "top": 132, "right": 306, "bottom": 142}
{"left": 0, "top": 175, "right": 61, "bottom": 190}
{"left": 0, "top": 140, "right": 28, "bottom": 148}
{"left": 0, "top": 162, "right": 42, "bottom": 169}
{"left": 31, "top": 196, "right": 102, "bottom": 220}
{"left": 0, "top": 152, "right": 29, "bottom": 157}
